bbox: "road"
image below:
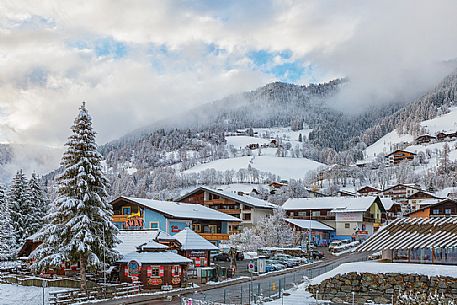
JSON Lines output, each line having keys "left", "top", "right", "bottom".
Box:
{"left": 95, "top": 251, "right": 368, "bottom": 305}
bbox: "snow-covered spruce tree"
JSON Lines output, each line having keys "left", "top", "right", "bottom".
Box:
{"left": 0, "top": 184, "right": 16, "bottom": 260}
{"left": 8, "top": 170, "right": 32, "bottom": 245}
{"left": 32, "top": 102, "right": 119, "bottom": 290}
{"left": 28, "top": 173, "right": 49, "bottom": 235}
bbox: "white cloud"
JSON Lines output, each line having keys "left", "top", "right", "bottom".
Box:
{"left": 0, "top": 0, "right": 456, "bottom": 152}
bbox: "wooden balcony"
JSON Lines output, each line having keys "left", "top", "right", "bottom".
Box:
{"left": 112, "top": 215, "right": 129, "bottom": 222}
{"left": 198, "top": 233, "right": 230, "bottom": 241}
{"left": 219, "top": 209, "right": 241, "bottom": 215}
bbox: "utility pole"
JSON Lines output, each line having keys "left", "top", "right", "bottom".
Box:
{"left": 103, "top": 226, "right": 106, "bottom": 288}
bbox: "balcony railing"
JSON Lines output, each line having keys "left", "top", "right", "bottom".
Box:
{"left": 198, "top": 233, "right": 230, "bottom": 241}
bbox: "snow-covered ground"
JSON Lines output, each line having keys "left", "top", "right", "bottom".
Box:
{"left": 421, "top": 107, "right": 457, "bottom": 134}
{"left": 183, "top": 155, "right": 325, "bottom": 180}
{"left": 226, "top": 136, "right": 271, "bottom": 148}
{"left": 364, "top": 130, "right": 414, "bottom": 160}
{"left": 311, "top": 262, "right": 457, "bottom": 285}
{"left": 0, "top": 284, "right": 68, "bottom": 305}
{"left": 254, "top": 127, "right": 313, "bottom": 143}
{"left": 264, "top": 281, "right": 319, "bottom": 305}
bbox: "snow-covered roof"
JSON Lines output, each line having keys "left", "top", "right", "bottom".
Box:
{"left": 177, "top": 187, "right": 278, "bottom": 210}
{"left": 283, "top": 196, "right": 380, "bottom": 212}
{"left": 173, "top": 227, "right": 219, "bottom": 251}
{"left": 118, "top": 197, "right": 241, "bottom": 222}
{"left": 416, "top": 199, "right": 442, "bottom": 206}
{"left": 154, "top": 230, "right": 176, "bottom": 241}
{"left": 285, "top": 219, "right": 335, "bottom": 231}
{"left": 115, "top": 231, "right": 162, "bottom": 256}
{"left": 118, "top": 251, "right": 192, "bottom": 264}
{"left": 379, "top": 197, "right": 397, "bottom": 211}
{"left": 357, "top": 217, "right": 457, "bottom": 252}
{"left": 141, "top": 240, "right": 168, "bottom": 251}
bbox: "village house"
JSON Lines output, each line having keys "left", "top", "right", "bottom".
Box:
{"left": 357, "top": 186, "right": 381, "bottom": 197}
{"left": 357, "top": 217, "right": 457, "bottom": 265}
{"left": 110, "top": 196, "right": 241, "bottom": 244}
{"left": 406, "top": 190, "right": 443, "bottom": 211}
{"left": 176, "top": 187, "right": 278, "bottom": 233}
{"left": 117, "top": 239, "right": 191, "bottom": 289}
{"left": 382, "top": 183, "right": 422, "bottom": 201}
{"left": 436, "top": 131, "right": 457, "bottom": 141}
{"left": 336, "top": 190, "right": 357, "bottom": 197}
{"left": 407, "top": 199, "right": 457, "bottom": 219}
{"left": 415, "top": 134, "right": 436, "bottom": 145}
{"left": 173, "top": 227, "right": 218, "bottom": 268}
{"left": 285, "top": 218, "right": 335, "bottom": 246}
{"left": 385, "top": 149, "right": 416, "bottom": 165}
{"left": 282, "top": 196, "right": 388, "bottom": 240}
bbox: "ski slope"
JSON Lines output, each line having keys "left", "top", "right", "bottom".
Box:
{"left": 183, "top": 155, "right": 325, "bottom": 180}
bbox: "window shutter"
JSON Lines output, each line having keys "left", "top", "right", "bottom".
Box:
{"left": 147, "top": 266, "right": 152, "bottom": 277}
{"left": 123, "top": 266, "right": 129, "bottom": 276}
{"left": 159, "top": 266, "right": 165, "bottom": 277}
{"left": 195, "top": 257, "right": 200, "bottom": 267}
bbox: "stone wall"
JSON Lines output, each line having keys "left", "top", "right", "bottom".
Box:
{"left": 309, "top": 272, "right": 457, "bottom": 304}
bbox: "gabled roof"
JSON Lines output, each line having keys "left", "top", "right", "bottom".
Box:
{"left": 383, "top": 183, "right": 422, "bottom": 192}
{"left": 285, "top": 219, "right": 335, "bottom": 231}
{"left": 173, "top": 227, "right": 219, "bottom": 251}
{"left": 357, "top": 186, "right": 381, "bottom": 193}
{"left": 357, "top": 217, "right": 457, "bottom": 252}
{"left": 112, "top": 197, "right": 241, "bottom": 222}
{"left": 176, "top": 186, "right": 278, "bottom": 209}
{"left": 115, "top": 230, "right": 162, "bottom": 256}
{"left": 283, "top": 196, "right": 383, "bottom": 213}
{"left": 118, "top": 251, "right": 192, "bottom": 264}
{"left": 385, "top": 149, "right": 417, "bottom": 157}
{"left": 406, "top": 190, "right": 441, "bottom": 200}
{"left": 379, "top": 197, "right": 397, "bottom": 211}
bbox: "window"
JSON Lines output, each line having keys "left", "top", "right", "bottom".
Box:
{"left": 208, "top": 225, "right": 218, "bottom": 233}
{"left": 432, "top": 209, "right": 440, "bottom": 215}
{"left": 345, "top": 223, "right": 350, "bottom": 229}
{"left": 151, "top": 266, "right": 160, "bottom": 277}
{"left": 192, "top": 224, "right": 202, "bottom": 232}
{"left": 243, "top": 213, "right": 251, "bottom": 221}
{"left": 297, "top": 211, "right": 307, "bottom": 216}
{"left": 445, "top": 209, "right": 452, "bottom": 215}
{"left": 312, "top": 211, "right": 321, "bottom": 217}
{"left": 149, "top": 222, "right": 159, "bottom": 230}
{"left": 122, "top": 206, "right": 131, "bottom": 215}
{"left": 243, "top": 205, "right": 251, "bottom": 210}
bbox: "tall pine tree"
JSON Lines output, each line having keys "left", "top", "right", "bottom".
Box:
{"left": 28, "top": 173, "right": 48, "bottom": 235}
{"left": 0, "top": 184, "right": 16, "bottom": 260}
{"left": 32, "top": 102, "right": 119, "bottom": 289}
{"left": 8, "top": 170, "right": 32, "bottom": 245}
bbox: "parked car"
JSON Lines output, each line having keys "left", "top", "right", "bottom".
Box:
{"left": 266, "top": 260, "right": 286, "bottom": 270}
{"left": 272, "top": 254, "right": 300, "bottom": 267}
{"left": 213, "top": 252, "right": 230, "bottom": 262}
{"left": 328, "top": 240, "right": 342, "bottom": 252}
{"left": 310, "top": 250, "right": 325, "bottom": 259}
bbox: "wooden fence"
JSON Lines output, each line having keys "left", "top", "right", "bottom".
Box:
{"left": 49, "top": 283, "right": 142, "bottom": 305}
